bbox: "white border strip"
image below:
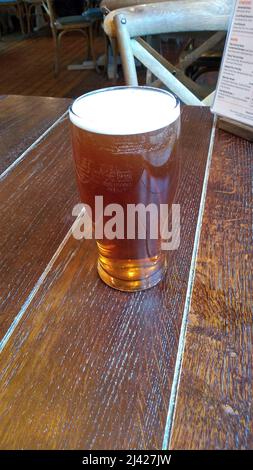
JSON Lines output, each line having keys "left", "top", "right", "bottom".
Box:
{"left": 0, "top": 110, "right": 68, "bottom": 181}
{"left": 162, "top": 116, "right": 217, "bottom": 450}
{"left": 0, "top": 208, "right": 84, "bottom": 354}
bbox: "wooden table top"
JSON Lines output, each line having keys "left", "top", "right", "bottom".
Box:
{"left": 0, "top": 95, "right": 252, "bottom": 450}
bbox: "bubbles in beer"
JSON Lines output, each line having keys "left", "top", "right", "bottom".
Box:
{"left": 70, "top": 87, "right": 180, "bottom": 135}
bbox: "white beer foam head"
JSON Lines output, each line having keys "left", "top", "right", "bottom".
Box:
{"left": 69, "top": 87, "right": 180, "bottom": 135}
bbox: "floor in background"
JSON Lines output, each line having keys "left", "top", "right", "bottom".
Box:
{"left": 0, "top": 28, "right": 218, "bottom": 100}
{"left": 0, "top": 28, "right": 126, "bottom": 99}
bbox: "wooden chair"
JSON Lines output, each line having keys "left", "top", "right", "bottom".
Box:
{"left": 23, "top": 0, "right": 47, "bottom": 35}
{"left": 42, "top": 0, "right": 97, "bottom": 76}
{"left": 103, "top": 0, "right": 233, "bottom": 105}
{"left": 0, "top": 0, "right": 25, "bottom": 35}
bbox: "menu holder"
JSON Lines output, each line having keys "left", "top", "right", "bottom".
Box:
{"left": 212, "top": 0, "right": 253, "bottom": 142}
{"left": 218, "top": 117, "right": 253, "bottom": 141}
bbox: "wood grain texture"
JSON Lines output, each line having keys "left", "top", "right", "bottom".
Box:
{"left": 103, "top": 0, "right": 231, "bottom": 38}
{"left": 170, "top": 129, "right": 253, "bottom": 449}
{"left": 0, "top": 107, "right": 213, "bottom": 449}
{"left": 0, "top": 113, "right": 78, "bottom": 340}
{"left": 0, "top": 32, "right": 119, "bottom": 99}
{"left": 0, "top": 95, "right": 70, "bottom": 174}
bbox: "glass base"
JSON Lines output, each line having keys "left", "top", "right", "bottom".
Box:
{"left": 97, "top": 254, "right": 166, "bottom": 292}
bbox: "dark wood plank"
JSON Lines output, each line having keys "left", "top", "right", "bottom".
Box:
{"left": 0, "top": 108, "right": 213, "bottom": 449}
{"left": 0, "top": 34, "right": 120, "bottom": 100}
{"left": 170, "top": 129, "right": 253, "bottom": 449}
{"left": 0, "top": 116, "right": 78, "bottom": 340}
{"left": 0, "top": 95, "right": 70, "bottom": 174}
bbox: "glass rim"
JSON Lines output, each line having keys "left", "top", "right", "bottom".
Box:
{"left": 69, "top": 86, "right": 180, "bottom": 135}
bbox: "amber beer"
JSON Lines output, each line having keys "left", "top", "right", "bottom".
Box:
{"left": 70, "top": 86, "right": 180, "bottom": 291}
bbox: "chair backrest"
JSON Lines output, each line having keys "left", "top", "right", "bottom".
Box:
{"left": 104, "top": 0, "right": 232, "bottom": 38}
{"left": 101, "top": 0, "right": 182, "bottom": 10}
{"left": 103, "top": 0, "right": 234, "bottom": 105}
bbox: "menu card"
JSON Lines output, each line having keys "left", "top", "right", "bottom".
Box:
{"left": 212, "top": 0, "right": 253, "bottom": 128}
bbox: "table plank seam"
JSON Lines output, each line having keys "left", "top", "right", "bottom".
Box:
{"left": 162, "top": 116, "right": 217, "bottom": 450}
{"left": 0, "top": 110, "right": 69, "bottom": 181}
{"left": 0, "top": 207, "right": 84, "bottom": 353}
{"left": 0, "top": 107, "right": 215, "bottom": 449}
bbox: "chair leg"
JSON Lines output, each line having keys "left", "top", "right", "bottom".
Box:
{"left": 85, "top": 29, "right": 90, "bottom": 60}
{"left": 16, "top": 2, "right": 25, "bottom": 35}
{"left": 88, "top": 24, "right": 98, "bottom": 72}
{"left": 27, "top": 4, "right": 33, "bottom": 35}
{"left": 54, "top": 33, "right": 60, "bottom": 77}
{"left": 94, "top": 19, "right": 101, "bottom": 38}
{"left": 103, "top": 34, "right": 110, "bottom": 77}
{"left": 24, "top": 2, "right": 29, "bottom": 35}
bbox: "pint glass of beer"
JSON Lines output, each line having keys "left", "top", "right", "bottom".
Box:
{"left": 69, "top": 86, "right": 180, "bottom": 291}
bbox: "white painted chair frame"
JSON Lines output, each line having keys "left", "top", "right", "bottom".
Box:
{"left": 103, "top": 0, "right": 234, "bottom": 105}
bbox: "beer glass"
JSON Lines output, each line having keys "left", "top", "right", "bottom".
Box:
{"left": 69, "top": 86, "right": 180, "bottom": 291}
